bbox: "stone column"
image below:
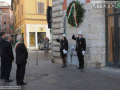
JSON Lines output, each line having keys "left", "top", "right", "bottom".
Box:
{"left": 52, "top": 0, "right": 65, "bottom": 64}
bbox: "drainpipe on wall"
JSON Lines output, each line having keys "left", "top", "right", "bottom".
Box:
{"left": 51, "top": 24, "right": 54, "bottom": 63}
{"left": 9, "top": 11, "right": 10, "bottom": 34}
{"left": 64, "top": 16, "right": 66, "bottom": 34}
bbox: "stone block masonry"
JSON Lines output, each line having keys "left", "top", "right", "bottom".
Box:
{"left": 52, "top": 0, "right": 65, "bottom": 63}
{"left": 52, "top": 0, "right": 106, "bottom": 67}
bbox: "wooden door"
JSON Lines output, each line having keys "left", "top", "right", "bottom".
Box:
{"left": 108, "top": 16, "right": 114, "bottom": 63}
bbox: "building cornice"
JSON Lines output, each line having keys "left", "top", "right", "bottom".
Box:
{"left": 24, "top": 18, "right": 47, "bottom": 20}
{"left": 24, "top": 13, "right": 46, "bottom": 16}
{"left": 14, "top": 18, "right": 47, "bottom": 28}
{"left": 0, "top": 6, "right": 11, "bottom": 8}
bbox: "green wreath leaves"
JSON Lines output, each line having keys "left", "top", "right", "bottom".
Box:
{"left": 66, "top": 1, "right": 86, "bottom": 27}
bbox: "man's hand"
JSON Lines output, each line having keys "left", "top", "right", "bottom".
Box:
{"left": 12, "top": 60, "right": 14, "bottom": 63}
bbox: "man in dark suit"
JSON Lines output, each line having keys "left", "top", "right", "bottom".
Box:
{"left": 15, "top": 35, "right": 28, "bottom": 85}
{"left": 1, "top": 34, "right": 14, "bottom": 82}
{"left": 0, "top": 32, "right": 6, "bottom": 79}
{"left": 72, "top": 31, "right": 86, "bottom": 69}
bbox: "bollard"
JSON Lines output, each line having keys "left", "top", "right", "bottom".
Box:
{"left": 36, "top": 51, "right": 38, "bottom": 65}
{"left": 28, "top": 49, "right": 30, "bottom": 66}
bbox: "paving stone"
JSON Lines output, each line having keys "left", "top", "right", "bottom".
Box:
{"left": 0, "top": 51, "right": 120, "bottom": 90}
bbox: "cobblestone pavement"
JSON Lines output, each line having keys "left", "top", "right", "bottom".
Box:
{"left": 0, "top": 50, "right": 120, "bottom": 90}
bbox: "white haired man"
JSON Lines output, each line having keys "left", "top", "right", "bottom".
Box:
{"left": 15, "top": 35, "right": 28, "bottom": 85}
{"left": 1, "top": 34, "right": 14, "bottom": 82}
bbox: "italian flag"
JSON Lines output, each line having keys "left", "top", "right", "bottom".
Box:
{"left": 14, "top": 41, "right": 22, "bottom": 51}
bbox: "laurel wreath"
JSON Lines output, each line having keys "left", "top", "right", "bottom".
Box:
{"left": 66, "top": 1, "right": 85, "bottom": 27}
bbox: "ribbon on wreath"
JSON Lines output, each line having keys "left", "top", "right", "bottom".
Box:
{"left": 67, "top": 3, "right": 78, "bottom": 27}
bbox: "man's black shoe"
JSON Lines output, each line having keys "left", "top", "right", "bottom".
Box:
{"left": 80, "top": 67, "right": 84, "bottom": 69}
{"left": 19, "top": 83, "right": 27, "bottom": 85}
{"left": 1, "top": 77, "right": 5, "bottom": 79}
{"left": 61, "top": 66, "right": 65, "bottom": 68}
{"left": 5, "top": 79, "right": 13, "bottom": 82}
{"left": 77, "top": 67, "right": 81, "bottom": 69}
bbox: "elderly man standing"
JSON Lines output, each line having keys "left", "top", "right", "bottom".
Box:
{"left": 1, "top": 34, "right": 14, "bottom": 82}
{"left": 72, "top": 31, "right": 86, "bottom": 69}
{"left": 0, "top": 32, "right": 6, "bottom": 79}
{"left": 15, "top": 35, "right": 28, "bottom": 85}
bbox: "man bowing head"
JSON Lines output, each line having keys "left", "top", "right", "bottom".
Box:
{"left": 1, "top": 34, "right": 14, "bottom": 82}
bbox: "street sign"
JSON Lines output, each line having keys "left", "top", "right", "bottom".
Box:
{"left": 10, "top": 26, "right": 13, "bottom": 29}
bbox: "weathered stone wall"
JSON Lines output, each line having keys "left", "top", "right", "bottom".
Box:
{"left": 66, "top": 1, "right": 105, "bottom": 67}
{"left": 52, "top": 0, "right": 106, "bottom": 67}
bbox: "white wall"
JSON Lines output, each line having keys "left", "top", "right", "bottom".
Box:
{"left": 66, "top": 1, "right": 106, "bottom": 67}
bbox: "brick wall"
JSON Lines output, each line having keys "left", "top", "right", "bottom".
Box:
{"left": 86, "top": 0, "right": 90, "bottom": 3}
{"left": 63, "top": 0, "right": 67, "bottom": 10}
{"left": 0, "top": 8, "right": 13, "bottom": 34}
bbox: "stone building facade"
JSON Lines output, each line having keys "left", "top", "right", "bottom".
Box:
{"left": 0, "top": 1, "right": 13, "bottom": 35}
{"left": 11, "top": 0, "right": 52, "bottom": 48}
{"left": 52, "top": 0, "right": 106, "bottom": 68}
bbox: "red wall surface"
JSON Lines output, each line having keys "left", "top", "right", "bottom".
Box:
{"left": 0, "top": 8, "right": 13, "bottom": 34}
{"left": 63, "top": 0, "right": 90, "bottom": 10}
{"left": 86, "top": 0, "right": 90, "bottom": 3}
{"left": 63, "top": 0, "right": 67, "bottom": 10}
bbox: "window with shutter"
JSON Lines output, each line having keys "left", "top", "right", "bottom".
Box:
{"left": 16, "top": 0, "right": 19, "bottom": 5}
{"left": 4, "top": 22, "right": 6, "bottom": 26}
{"left": 16, "top": 0, "right": 17, "bottom": 5}
{"left": 18, "top": 0, "right": 19, "bottom": 5}
{"left": 40, "top": 3, "right": 42, "bottom": 13}
{"left": 42, "top": 3, "right": 44, "bottom": 14}
{"left": 18, "top": 10, "right": 19, "bottom": 19}
{"left": 38, "top": 3, "right": 40, "bottom": 14}
{"left": 38, "top": 2, "right": 44, "bottom": 14}
{"left": 14, "top": 2, "right": 16, "bottom": 10}
{"left": 21, "top": 4, "right": 23, "bottom": 15}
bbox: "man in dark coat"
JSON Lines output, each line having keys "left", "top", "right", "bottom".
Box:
{"left": 1, "top": 34, "right": 14, "bottom": 82}
{"left": 72, "top": 31, "right": 86, "bottom": 69}
{"left": 15, "top": 35, "right": 28, "bottom": 85}
{"left": 0, "top": 32, "right": 6, "bottom": 79}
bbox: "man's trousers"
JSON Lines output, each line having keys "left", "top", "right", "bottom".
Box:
{"left": 16, "top": 64, "right": 26, "bottom": 84}
{"left": 77, "top": 52, "right": 84, "bottom": 68}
